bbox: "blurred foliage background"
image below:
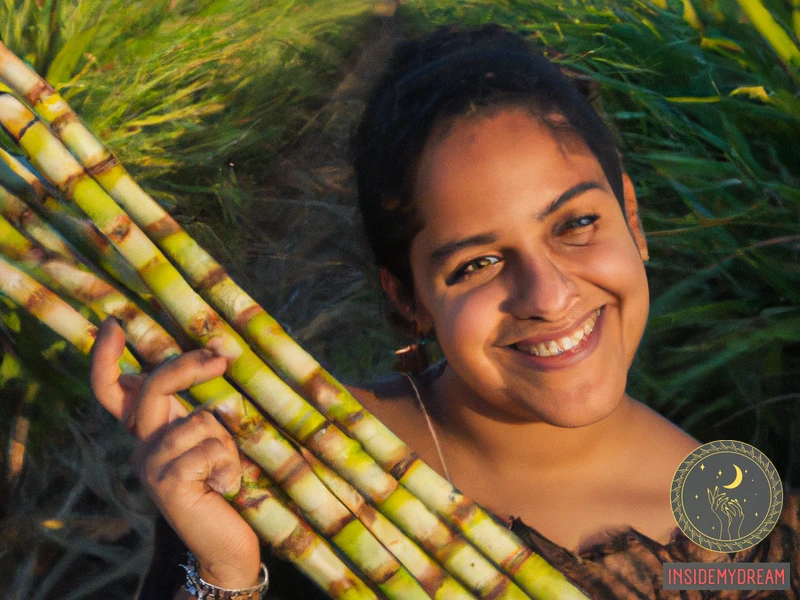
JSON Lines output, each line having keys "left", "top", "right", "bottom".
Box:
{"left": 0, "top": 0, "right": 798, "bottom": 597}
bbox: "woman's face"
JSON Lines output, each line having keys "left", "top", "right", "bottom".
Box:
{"left": 406, "top": 108, "right": 649, "bottom": 427}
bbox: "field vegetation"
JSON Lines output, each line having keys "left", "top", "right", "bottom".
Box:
{"left": 0, "top": 0, "right": 798, "bottom": 597}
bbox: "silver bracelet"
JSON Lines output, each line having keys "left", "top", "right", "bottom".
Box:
{"left": 181, "top": 552, "right": 269, "bottom": 600}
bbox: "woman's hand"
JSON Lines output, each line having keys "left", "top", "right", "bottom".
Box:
{"left": 90, "top": 319, "right": 262, "bottom": 589}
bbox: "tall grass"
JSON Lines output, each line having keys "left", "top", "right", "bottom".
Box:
{"left": 1, "top": 0, "right": 798, "bottom": 597}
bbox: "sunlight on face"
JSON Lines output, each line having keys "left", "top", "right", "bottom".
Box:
{"left": 408, "top": 108, "right": 649, "bottom": 427}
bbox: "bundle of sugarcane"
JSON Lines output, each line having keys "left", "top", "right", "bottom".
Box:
{"left": 0, "top": 41, "right": 591, "bottom": 600}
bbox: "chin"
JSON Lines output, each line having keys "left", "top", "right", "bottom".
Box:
{"left": 519, "top": 384, "right": 627, "bottom": 428}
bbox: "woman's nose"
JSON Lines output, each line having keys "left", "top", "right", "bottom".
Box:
{"left": 503, "top": 252, "right": 579, "bottom": 321}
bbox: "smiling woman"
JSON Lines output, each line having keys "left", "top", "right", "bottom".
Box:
{"left": 90, "top": 22, "right": 800, "bottom": 600}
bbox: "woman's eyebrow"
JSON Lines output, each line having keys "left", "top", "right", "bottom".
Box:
{"left": 429, "top": 233, "right": 498, "bottom": 270}
{"left": 428, "top": 180, "right": 604, "bottom": 270}
{"left": 534, "top": 180, "right": 604, "bottom": 221}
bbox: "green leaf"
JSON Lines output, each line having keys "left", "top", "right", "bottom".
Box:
{"left": 45, "top": 26, "right": 99, "bottom": 86}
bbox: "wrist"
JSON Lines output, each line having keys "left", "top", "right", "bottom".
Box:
{"left": 198, "top": 562, "right": 262, "bottom": 589}
{"left": 183, "top": 552, "right": 268, "bottom": 599}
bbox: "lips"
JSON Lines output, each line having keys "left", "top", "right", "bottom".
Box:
{"left": 513, "top": 308, "right": 601, "bottom": 357}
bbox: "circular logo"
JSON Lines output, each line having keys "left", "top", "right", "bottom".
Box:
{"left": 670, "top": 440, "right": 783, "bottom": 552}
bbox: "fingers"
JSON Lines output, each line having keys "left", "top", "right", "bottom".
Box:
{"left": 90, "top": 318, "right": 129, "bottom": 419}
{"left": 134, "top": 349, "right": 227, "bottom": 439}
{"left": 140, "top": 410, "right": 243, "bottom": 497}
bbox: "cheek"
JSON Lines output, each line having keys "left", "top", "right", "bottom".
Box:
{"left": 581, "top": 234, "right": 649, "bottom": 340}
{"left": 431, "top": 289, "right": 499, "bottom": 364}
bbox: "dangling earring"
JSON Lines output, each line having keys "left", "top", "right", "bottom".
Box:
{"left": 393, "top": 313, "right": 431, "bottom": 375}
{"left": 394, "top": 338, "right": 431, "bottom": 374}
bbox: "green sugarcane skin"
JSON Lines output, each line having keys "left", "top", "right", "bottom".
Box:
{"left": 0, "top": 214, "right": 181, "bottom": 366}
{"left": 300, "top": 448, "right": 477, "bottom": 600}
{"left": 0, "top": 183, "right": 76, "bottom": 261}
{"left": 0, "top": 266, "right": 379, "bottom": 600}
{"left": 234, "top": 464, "right": 379, "bottom": 600}
{"left": 0, "top": 51, "right": 589, "bottom": 598}
{"left": 0, "top": 147, "right": 152, "bottom": 298}
{"left": 0, "top": 209, "right": 431, "bottom": 596}
{"left": 0, "top": 255, "right": 140, "bottom": 373}
{"left": 191, "top": 380, "right": 433, "bottom": 600}
{"left": 0, "top": 116, "right": 429, "bottom": 599}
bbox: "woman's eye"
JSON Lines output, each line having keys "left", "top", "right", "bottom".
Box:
{"left": 560, "top": 214, "right": 599, "bottom": 236}
{"left": 446, "top": 256, "right": 501, "bottom": 285}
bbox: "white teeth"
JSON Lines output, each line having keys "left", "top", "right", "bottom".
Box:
{"left": 514, "top": 309, "right": 601, "bottom": 357}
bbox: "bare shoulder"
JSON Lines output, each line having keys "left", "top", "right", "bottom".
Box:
{"left": 342, "top": 376, "right": 430, "bottom": 450}
{"left": 628, "top": 399, "right": 701, "bottom": 459}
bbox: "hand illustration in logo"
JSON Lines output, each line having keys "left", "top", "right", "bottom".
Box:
{"left": 708, "top": 486, "right": 745, "bottom": 540}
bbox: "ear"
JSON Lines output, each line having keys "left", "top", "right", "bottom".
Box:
{"left": 622, "top": 173, "right": 649, "bottom": 262}
{"left": 379, "top": 267, "right": 434, "bottom": 336}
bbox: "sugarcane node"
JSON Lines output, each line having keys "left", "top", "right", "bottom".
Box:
{"left": 449, "top": 498, "right": 479, "bottom": 525}
{"left": 483, "top": 576, "right": 511, "bottom": 600}
{"left": 187, "top": 310, "right": 221, "bottom": 338}
{"left": 49, "top": 110, "right": 79, "bottom": 135}
{"left": 272, "top": 452, "right": 311, "bottom": 489}
{"left": 84, "top": 151, "right": 118, "bottom": 178}
{"left": 144, "top": 213, "right": 182, "bottom": 241}
{"left": 282, "top": 520, "right": 318, "bottom": 557}
{"left": 355, "top": 503, "right": 379, "bottom": 527}
{"left": 104, "top": 212, "right": 132, "bottom": 243}
{"left": 302, "top": 369, "right": 340, "bottom": 413}
{"left": 499, "top": 546, "right": 533, "bottom": 575}
{"left": 24, "top": 285, "right": 51, "bottom": 313}
{"left": 198, "top": 264, "right": 228, "bottom": 292}
{"left": 389, "top": 451, "right": 420, "bottom": 481}
{"left": 5, "top": 113, "right": 36, "bottom": 142}
{"left": 116, "top": 302, "right": 141, "bottom": 324}
{"left": 25, "top": 79, "right": 54, "bottom": 107}
{"left": 231, "top": 484, "right": 272, "bottom": 512}
{"left": 366, "top": 556, "right": 404, "bottom": 587}
{"left": 234, "top": 303, "right": 264, "bottom": 330}
{"left": 59, "top": 165, "right": 91, "bottom": 199}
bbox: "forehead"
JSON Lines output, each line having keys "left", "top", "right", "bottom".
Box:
{"left": 411, "top": 108, "right": 609, "bottom": 236}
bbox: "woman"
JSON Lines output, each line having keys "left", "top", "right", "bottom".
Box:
{"left": 89, "top": 24, "right": 799, "bottom": 599}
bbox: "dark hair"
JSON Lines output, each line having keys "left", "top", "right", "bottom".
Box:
{"left": 353, "top": 24, "right": 624, "bottom": 318}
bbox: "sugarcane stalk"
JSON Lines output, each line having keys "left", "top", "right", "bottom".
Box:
{"left": 0, "top": 226, "right": 445, "bottom": 600}
{"left": 298, "top": 447, "right": 475, "bottom": 600}
{"left": 0, "top": 175, "right": 472, "bottom": 600}
{"left": 0, "top": 186, "right": 462, "bottom": 598}
{"left": 0, "top": 146, "right": 151, "bottom": 298}
{"left": 233, "top": 463, "right": 381, "bottom": 600}
{"left": 0, "top": 255, "right": 379, "bottom": 599}
{"left": 0, "top": 255, "right": 140, "bottom": 373}
{"left": 735, "top": 0, "right": 800, "bottom": 67}
{"left": 0, "top": 213, "right": 180, "bottom": 365}
{"left": 0, "top": 193, "right": 465, "bottom": 599}
{"left": 0, "top": 181, "right": 77, "bottom": 262}
{"left": 0, "top": 44, "right": 589, "bottom": 600}
{"left": 0, "top": 94, "right": 544, "bottom": 600}
{"left": 0, "top": 55, "right": 589, "bottom": 599}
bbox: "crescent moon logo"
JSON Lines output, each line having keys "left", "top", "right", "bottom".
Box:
{"left": 671, "top": 440, "right": 782, "bottom": 552}
{"left": 723, "top": 464, "right": 743, "bottom": 489}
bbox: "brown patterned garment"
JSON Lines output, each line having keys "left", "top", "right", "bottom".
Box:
{"left": 508, "top": 489, "right": 800, "bottom": 599}
{"left": 141, "top": 490, "right": 798, "bottom": 599}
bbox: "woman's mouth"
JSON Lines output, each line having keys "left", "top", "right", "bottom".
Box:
{"left": 512, "top": 308, "right": 602, "bottom": 357}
